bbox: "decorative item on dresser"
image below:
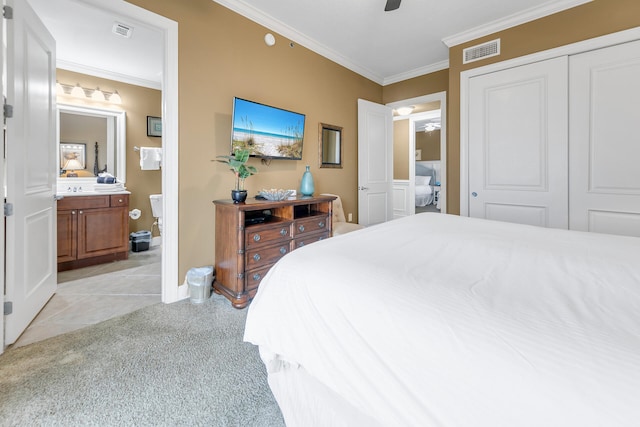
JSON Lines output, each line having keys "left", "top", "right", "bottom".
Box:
{"left": 216, "top": 149, "right": 258, "bottom": 203}
{"left": 213, "top": 194, "right": 335, "bottom": 308}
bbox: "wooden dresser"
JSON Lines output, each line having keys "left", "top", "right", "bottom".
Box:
{"left": 213, "top": 195, "right": 335, "bottom": 308}
{"left": 57, "top": 194, "right": 130, "bottom": 271}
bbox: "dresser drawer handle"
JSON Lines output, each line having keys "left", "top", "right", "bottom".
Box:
{"left": 252, "top": 273, "right": 261, "bottom": 281}
{"left": 298, "top": 225, "right": 305, "bottom": 232}
{"left": 280, "top": 228, "right": 288, "bottom": 236}
{"left": 253, "top": 253, "right": 261, "bottom": 261}
{"left": 298, "top": 241, "right": 305, "bottom": 248}
{"left": 280, "top": 247, "right": 287, "bottom": 255}
{"left": 253, "top": 234, "right": 261, "bottom": 242}
{"left": 318, "top": 221, "right": 325, "bottom": 228}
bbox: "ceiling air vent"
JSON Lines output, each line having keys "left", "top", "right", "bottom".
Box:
{"left": 112, "top": 22, "right": 133, "bottom": 39}
{"left": 463, "top": 39, "right": 500, "bottom": 64}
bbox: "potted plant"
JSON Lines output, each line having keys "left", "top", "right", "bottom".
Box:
{"left": 217, "top": 149, "right": 257, "bottom": 203}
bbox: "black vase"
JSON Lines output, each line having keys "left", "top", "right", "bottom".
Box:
{"left": 231, "top": 190, "right": 248, "bottom": 203}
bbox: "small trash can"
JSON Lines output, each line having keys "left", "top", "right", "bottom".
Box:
{"left": 130, "top": 231, "right": 151, "bottom": 252}
{"left": 187, "top": 266, "right": 214, "bottom": 304}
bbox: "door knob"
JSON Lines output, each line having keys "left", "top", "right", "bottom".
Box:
{"left": 471, "top": 192, "right": 478, "bottom": 197}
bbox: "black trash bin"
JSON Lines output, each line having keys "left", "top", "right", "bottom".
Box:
{"left": 130, "top": 231, "right": 151, "bottom": 252}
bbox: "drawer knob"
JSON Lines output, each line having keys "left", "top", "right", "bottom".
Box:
{"left": 252, "top": 273, "right": 261, "bottom": 281}
{"left": 280, "top": 247, "right": 287, "bottom": 255}
{"left": 318, "top": 221, "right": 325, "bottom": 228}
{"left": 253, "top": 253, "right": 261, "bottom": 261}
{"left": 280, "top": 228, "right": 288, "bottom": 236}
{"left": 118, "top": 199, "right": 123, "bottom": 203}
{"left": 253, "top": 234, "right": 261, "bottom": 242}
{"left": 298, "top": 225, "right": 305, "bottom": 232}
{"left": 298, "top": 242, "right": 305, "bottom": 247}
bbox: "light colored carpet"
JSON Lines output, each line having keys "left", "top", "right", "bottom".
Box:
{"left": 0, "top": 293, "right": 285, "bottom": 427}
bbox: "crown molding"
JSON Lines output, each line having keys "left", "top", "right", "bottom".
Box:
{"left": 383, "top": 60, "right": 449, "bottom": 86}
{"left": 212, "top": 0, "right": 384, "bottom": 84}
{"left": 57, "top": 60, "right": 162, "bottom": 90}
{"left": 442, "top": 0, "right": 593, "bottom": 47}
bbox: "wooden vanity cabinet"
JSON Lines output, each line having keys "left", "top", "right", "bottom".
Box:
{"left": 57, "top": 194, "right": 130, "bottom": 271}
{"left": 213, "top": 195, "right": 335, "bottom": 308}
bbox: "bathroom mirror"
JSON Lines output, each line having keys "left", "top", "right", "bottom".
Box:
{"left": 57, "top": 103, "right": 127, "bottom": 183}
{"left": 319, "top": 123, "right": 342, "bottom": 168}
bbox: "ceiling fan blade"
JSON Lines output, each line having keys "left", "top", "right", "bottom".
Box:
{"left": 384, "top": 0, "right": 401, "bottom": 12}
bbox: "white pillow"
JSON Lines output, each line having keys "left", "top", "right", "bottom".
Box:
{"left": 416, "top": 175, "right": 431, "bottom": 186}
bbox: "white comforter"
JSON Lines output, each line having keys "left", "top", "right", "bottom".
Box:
{"left": 244, "top": 214, "right": 640, "bottom": 426}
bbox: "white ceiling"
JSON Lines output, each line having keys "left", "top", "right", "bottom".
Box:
{"left": 27, "top": 0, "right": 590, "bottom": 88}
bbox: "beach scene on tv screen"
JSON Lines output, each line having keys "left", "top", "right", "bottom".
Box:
{"left": 232, "top": 99, "right": 304, "bottom": 159}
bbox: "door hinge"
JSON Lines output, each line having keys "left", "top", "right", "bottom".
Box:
{"left": 3, "top": 6, "right": 13, "bottom": 20}
{"left": 4, "top": 202, "right": 14, "bottom": 216}
{"left": 4, "top": 301, "right": 12, "bottom": 315}
{"left": 4, "top": 104, "right": 13, "bottom": 119}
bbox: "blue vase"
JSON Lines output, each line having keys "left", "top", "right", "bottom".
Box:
{"left": 300, "top": 165, "right": 314, "bottom": 196}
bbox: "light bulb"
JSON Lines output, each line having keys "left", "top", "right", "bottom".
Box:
{"left": 91, "top": 87, "right": 105, "bottom": 101}
{"left": 70, "top": 84, "right": 85, "bottom": 98}
{"left": 109, "top": 90, "right": 122, "bottom": 104}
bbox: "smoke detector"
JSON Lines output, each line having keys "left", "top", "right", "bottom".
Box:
{"left": 112, "top": 22, "right": 133, "bottom": 39}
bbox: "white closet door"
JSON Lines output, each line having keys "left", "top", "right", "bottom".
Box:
{"left": 468, "top": 57, "right": 569, "bottom": 228}
{"left": 569, "top": 40, "right": 640, "bottom": 237}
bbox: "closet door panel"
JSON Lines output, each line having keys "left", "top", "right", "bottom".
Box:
{"left": 570, "top": 39, "right": 640, "bottom": 237}
{"left": 468, "top": 56, "right": 569, "bottom": 229}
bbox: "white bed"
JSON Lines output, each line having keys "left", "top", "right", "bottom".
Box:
{"left": 415, "top": 175, "right": 434, "bottom": 207}
{"left": 244, "top": 214, "right": 640, "bottom": 426}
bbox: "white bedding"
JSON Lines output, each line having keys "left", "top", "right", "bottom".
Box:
{"left": 244, "top": 214, "right": 640, "bottom": 426}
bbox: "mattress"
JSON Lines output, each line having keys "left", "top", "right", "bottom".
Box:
{"left": 244, "top": 213, "right": 640, "bottom": 426}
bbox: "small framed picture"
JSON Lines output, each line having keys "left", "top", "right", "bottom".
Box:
{"left": 147, "top": 116, "right": 162, "bottom": 137}
{"left": 60, "top": 143, "right": 86, "bottom": 170}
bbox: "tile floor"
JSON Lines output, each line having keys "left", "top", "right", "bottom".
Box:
{"left": 12, "top": 246, "right": 162, "bottom": 348}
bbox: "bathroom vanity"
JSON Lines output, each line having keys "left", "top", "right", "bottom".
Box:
{"left": 57, "top": 193, "right": 130, "bottom": 271}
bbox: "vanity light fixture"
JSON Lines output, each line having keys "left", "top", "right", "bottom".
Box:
{"left": 396, "top": 106, "right": 415, "bottom": 116}
{"left": 57, "top": 82, "right": 122, "bottom": 105}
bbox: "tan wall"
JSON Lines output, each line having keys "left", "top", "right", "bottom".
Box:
{"left": 393, "top": 119, "right": 409, "bottom": 180}
{"left": 57, "top": 69, "right": 162, "bottom": 235}
{"left": 447, "top": 0, "right": 640, "bottom": 214}
{"left": 126, "top": 0, "right": 381, "bottom": 280}
{"left": 417, "top": 130, "right": 440, "bottom": 161}
{"left": 383, "top": 69, "right": 449, "bottom": 104}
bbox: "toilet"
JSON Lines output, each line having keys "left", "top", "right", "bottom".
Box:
{"left": 149, "top": 194, "right": 163, "bottom": 236}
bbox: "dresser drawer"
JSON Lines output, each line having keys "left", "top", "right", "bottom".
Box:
{"left": 293, "top": 215, "right": 330, "bottom": 238}
{"left": 245, "top": 222, "right": 292, "bottom": 248}
{"left": 294, "top": 232, "right": 329, "bottom": 249}
{"left": 245, "top": 265, "right": 272, "bottom": 292}
{"left": 245, "top": 242, "right": 292, "bottom": 269}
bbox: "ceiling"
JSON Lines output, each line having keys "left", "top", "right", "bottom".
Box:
{"left": 28, "top": 0, "right": 590, "bottom": 88}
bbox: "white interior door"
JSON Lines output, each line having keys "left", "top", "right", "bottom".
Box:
{"left": 4, "top": 0, "right": 57, "bottom": 345}
{"left": 468, "top": 56, "right": 569, "bottom": 229}
{"left": 358, "top": 99, "right": 393, "bottom": 226}
{"left": 569, "top": 39, "right": 640, "bottom": 237}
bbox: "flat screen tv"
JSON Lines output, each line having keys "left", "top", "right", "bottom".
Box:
{"left": 231, "top": 97, "right": 305, "bottom": 160}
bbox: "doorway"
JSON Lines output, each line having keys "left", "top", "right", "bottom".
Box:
{"left": 387, "top": 91, "right": 447, "bottom": 218}
{"left": 9, "top": 0, "right": 180, "bottom": 347}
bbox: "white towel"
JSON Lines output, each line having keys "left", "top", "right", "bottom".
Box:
{"left": 140, "top": 147, "right": 162, "bottom": 170}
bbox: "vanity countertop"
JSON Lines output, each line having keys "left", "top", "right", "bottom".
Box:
{"left": 57, "top": 190, "right": 131, "bottom": 197}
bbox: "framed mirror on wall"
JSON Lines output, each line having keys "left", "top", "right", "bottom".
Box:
{"left": 319, "top": 123, "right": 343, "bottom": 168}
{"left": 57, "top": 104, "right": 127, "bottom": 183}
